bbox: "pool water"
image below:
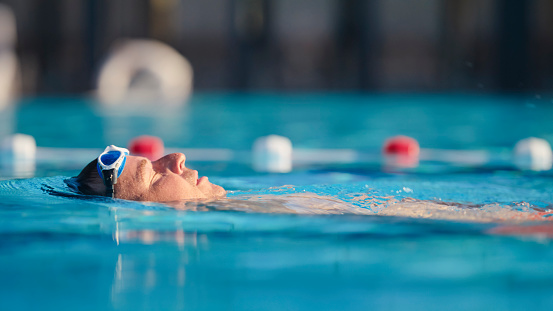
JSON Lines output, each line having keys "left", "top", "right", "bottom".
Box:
{"left": 2, "top": 94, "right": 553, "bottom": 310}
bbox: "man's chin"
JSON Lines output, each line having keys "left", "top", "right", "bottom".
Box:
{"left": 212, "top": 184, "right": 226, "bottom": 198}
{"left": 198, "top": 182, "right": 226, "bottom": 199}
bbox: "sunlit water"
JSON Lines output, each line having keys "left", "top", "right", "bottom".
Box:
{"left": 3, "top": 94, "right": 553, "bottom": 310}
{"left": 2, "top": 170, "right": 553, "bottom": 311}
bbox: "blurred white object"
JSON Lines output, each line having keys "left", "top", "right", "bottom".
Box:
{"left": 513, "top": 137, "right": 552, "bottom": 171}
{"left": 1, "top": 133, "right": 37, "bottom": 161}
{"left": 1, "top": 134, "right": 36, "bottom": 177}
{"left": 96, "top": 39, "right": 193, "bottom": 107}
{"left": 0, "top": 4, "right": 19, "bottom": 111}
{"left": 0, "top": 51, "right": 17, "bottom": 106}
{"left": 253, "top": 135, "right": 292, "bottom": 173}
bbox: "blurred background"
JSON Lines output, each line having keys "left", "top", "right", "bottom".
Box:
{"left": 1, "top": 0, "right": 552, "bottom": 95}
{"left": 2, "top": 0, "right": 553, "bottom": 178}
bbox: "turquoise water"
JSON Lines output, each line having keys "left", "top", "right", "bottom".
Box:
{"left": 14, "top": 93, "right": 553, "bottom": 150}
{"left": 3, "top": 94, "right": 553, "bottom": 310}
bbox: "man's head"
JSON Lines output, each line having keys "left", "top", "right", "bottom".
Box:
{"left": 73, "top": 153, "right": 226, "bottom": 202}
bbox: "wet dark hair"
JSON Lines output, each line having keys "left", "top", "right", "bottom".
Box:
{"left": 66, "top": 159, "right": 106, "bottom": 196}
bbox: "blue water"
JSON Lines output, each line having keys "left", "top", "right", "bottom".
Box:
{"left": 3, "top": 94, "right": 553, "bottom": 310}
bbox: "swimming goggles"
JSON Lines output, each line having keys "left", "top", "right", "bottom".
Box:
{"left": 97, "top": 145, "right": 129, "bottom": 198}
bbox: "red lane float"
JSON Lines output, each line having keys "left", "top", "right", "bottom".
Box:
{"left": 128, "top": 135, "right": 164, "bottom": 161}
{"left": 382, "top": 135, "right": 420, "bottom": 168}
{"left": 383, "top": 135, "right": 420, "bottom": 157}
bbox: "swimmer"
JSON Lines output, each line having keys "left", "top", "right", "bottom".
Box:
{"left": 67, "top": 145, "right": 373, "bottom": 214}
{"left": 67, "top": 146, "right": 553, "bottom": 223}
{"left": 69, "top": 145, "right": 226, "bottom": 202}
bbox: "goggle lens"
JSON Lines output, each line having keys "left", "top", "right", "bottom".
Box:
{"left": 100, "top": 151, "right": 122, "bottom": 166}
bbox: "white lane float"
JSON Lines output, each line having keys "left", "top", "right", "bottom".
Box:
{"left": 0, "top": 133, "right": 36, "bottom": 177}
{"left": 513, "top": 137, "right": 553, "bottom": 171}
{"left": 1, "top": 133, "right": 36, "bottom": 161}
{"left": 252, "top": 135, "right": 293, "bottom": 173}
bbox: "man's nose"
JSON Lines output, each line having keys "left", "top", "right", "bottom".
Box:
{"left": 156, "top": 153, "right": 186, "bottom": 174}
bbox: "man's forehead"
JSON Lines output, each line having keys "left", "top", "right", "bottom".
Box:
{"left": 118, "top": 156, "right": 144, "bottom": 182}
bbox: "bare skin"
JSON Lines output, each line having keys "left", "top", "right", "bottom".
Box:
{"left": 114, "top": 153, "right": 226, "bottom": 202}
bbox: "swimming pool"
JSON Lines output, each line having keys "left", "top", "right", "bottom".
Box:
{"left": 2, "top": 93, "right": 553, "bottom": 310}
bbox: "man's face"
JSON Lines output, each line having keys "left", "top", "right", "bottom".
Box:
{"left": 114, "top": 153, "right": 226, "bottom": 202}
